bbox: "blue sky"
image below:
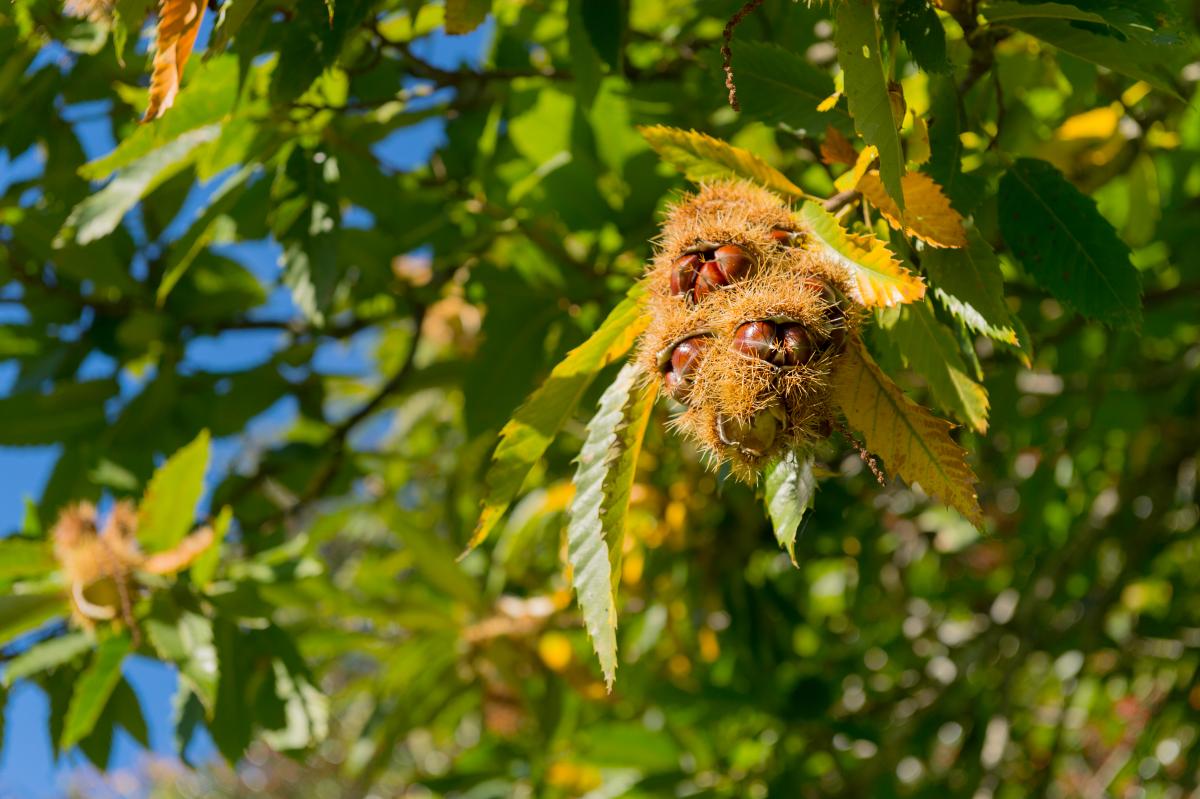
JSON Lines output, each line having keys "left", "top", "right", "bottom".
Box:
{"left": 0, "top": 15, "right": 493, "bottom": 797}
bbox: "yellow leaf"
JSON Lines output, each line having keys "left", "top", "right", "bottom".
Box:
{"left": 1056, "top": 104, "right": 1121, "bottom": 142}
{"left": 906, "top": 115, "right": 931, "bottom": 166}
{"left": 820, "top": 124, "right": 859, "bottom": 166}
{"left": 857, "top": 171, "right": 967, "bottom": 248}
{"left": 141, "top": 526, "right": 215, "bottom": 575}
{"left": 832, "top": 338, "right": 982, "bottom": 526}
{"left": 639, "top": 126, "right": 805, "bottom": 199}
{"left": 835, "top": 144, "right": 878, "bottom": 193}
{"left": 143, "top": 0, "right": 206, "bottom": 121}
{"left": 799, "top": 202, "right": 925, "bottom": 308}
{"left": 816, "top": 90, "right": 842, "bottom": 113}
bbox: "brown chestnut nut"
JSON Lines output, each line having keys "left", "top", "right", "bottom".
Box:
{"left": 713, "top": 244, "right": 753, "bottom": 283}
{"left": 671, "top": 337, "right": 706, "bottom": 382}
{"left": 662, "top": 336, "right": 708, "bottom": 402}
{"left": 732, "top": 321, "right": 776, "bottom": 361}
{"left": 777, "top": 324, "right": 816, "bottom": 366}
{"left": 716, "top": 404, "right": 784, "bottom": 457}
{"left": 670, "top": 254, "right": 700, "bottom": 298}
{"left": 803, "top": 277, "right": 841, "bottom": 308}
{"left": 663, "top": 368, "right": 683, "bottom": 400}
{"left": 771, "top": 229, "right": 801, "bottom": 246}
{"left": 692, "top": 260, "right": 724, "bottom": 303}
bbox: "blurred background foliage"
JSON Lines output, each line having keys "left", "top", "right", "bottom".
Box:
{"left": 1, "top": 0, "right": 1200, "bottom": 796}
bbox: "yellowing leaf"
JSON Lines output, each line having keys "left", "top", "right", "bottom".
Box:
{"left": 886, "top": 301, "right": 990, "bottom": 433}
{"left": 799, "top": 202, "right": 925, "bottom": 308}
{"left": 143, "top": 0, "right": 207, "bottom": 121}
{"left": 639, "top": 126, "right": 805, "bottom": 199}
{"left": 833, "top": 338, "right": 982, "bottom": 526}
{"left": 857, "top": 171, "right": 967, "bottom": 248}
{"left": 907, "top": 115, "right": 931, "bottom": 166}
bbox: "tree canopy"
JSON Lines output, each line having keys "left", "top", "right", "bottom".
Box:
{"left": 1, "top": 0, "right": 1199, "bottom": 796}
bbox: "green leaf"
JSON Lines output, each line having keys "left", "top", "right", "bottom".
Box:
{"left": 0, "top": 538, "right": 56, "bottom": 582}
{"left": 836, "top": 0, "right": 905, "bottom": 207}
{"left": 730, "top": 42, "right": 854, "bottom": 133}
{"left": 157, "top": 165, "right": 256, "bottom": 305}
{"left": 259, "top": 627, "right": 328, "bottom": 751}
{"left": 567, "top": 0, "right": 602, "bottom": 106}
{"left": 145, "top": 607, "right": 219, "bottom": 710}
{"left": 580, "top": 0, "right": 624, "bottom": 70}
{"left": 61, "top": 634, "right": 131, "bottom": 750}
{"left": 638, "top": 125, "right": 805, "bottom": 198}
{"left": 211, "top": 619, "right": 252, "bottom": 762}
{"left": 80, "top": 56, "right": 241, "bottom": 181}
{"left": 983, "top": 3, "right": 1184, "bottom": 97}
{"left": 922, "top": 226, "right": 1018, "bottom": 345}
{"left": 272, "top": 149, "right": 342, "bottom": 325}
{"left": 58, "top": 125, "right": 219, "bottom": 245}
{"left": 111, "top": 0, "right": 155, "bottom": 65}
{"left": 3, "top": 632, "right": 92, "bottom": 686}
{"left": 209, "top": 0, "right": 260, "bottom": 52}
{"left": 567, "top": 362, "right": 652, "bottom": 690}
{"left": 599, "top": 378, "right": 655, "bottom": 592}
{"left": 173, "top": 689, "right": 206, "bottom": 765}
{"left": 998, "top": 158, "right": 1142, "bottom": 325}
{"left": 109, "top": 679, "right": 148, "bottom": 748}
{"left": 468, "top": 282, "right": 650, "bottom": 553}
{"left": 445, "top": 0, "right": 489, "bottom": 34}
{"left": 138, "top": 429, "right": 211, "bottom": 553}
{"left": 764, "top": 450, "right": 816, "bottom": 566}
{"left": 924, "top": 76, "right": 985, "bottom": 213}
{"left": 0, "top": 380, "right": 118, "bottom": 446}
{"left": 191, "top": 505, "right": 231, "bottom": 589}
{"left": 0, "top": 593, "right": 69, "bottom": 648}
{"left": 894, "top": 0, "right": 950, "bottom": 73}
{"left": 885, "top": 300, "right": 990, "bottom": 433}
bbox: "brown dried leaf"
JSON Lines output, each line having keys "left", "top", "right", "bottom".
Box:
{"left": 141, "top": 526, "right": 215, "bottom": 575}
{"left": 821, "top": 125, "right": 859, "bottom": 166}
{"left": 143, "top": 0, "right": 207, "bottom": 121}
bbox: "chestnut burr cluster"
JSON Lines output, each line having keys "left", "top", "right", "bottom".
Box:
{"left": 638, "top": 181, "right": 858, "bottom": 475}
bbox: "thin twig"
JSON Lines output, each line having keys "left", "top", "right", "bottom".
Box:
{"left": 721, "top": 0, "right": 766, "bottom": 111}
{"left": 832, "top": 416, "right": 886, "bottom": 486}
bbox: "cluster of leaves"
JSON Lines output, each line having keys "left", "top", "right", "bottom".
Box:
{"left": 0, "top": 0, "right": 1198, "bottom": 796}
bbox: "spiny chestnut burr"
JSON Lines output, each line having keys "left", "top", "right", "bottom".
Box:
{"left": 806, "top": 277, "right": 848, "bottom": 352}
{"left": 661, "top": 336, "right": 708, "bottom": 402}
{"left": 717, "top": 403, "right": 785, "bottom": 458}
